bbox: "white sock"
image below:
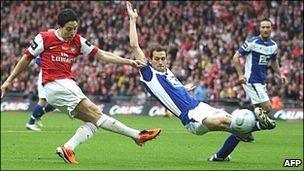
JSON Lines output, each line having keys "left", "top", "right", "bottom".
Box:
{"left": 64, "top": 122, "right": 97, "bottom": 151}
{"left": 96, "top": 114, "right": 140, "bottom": 139}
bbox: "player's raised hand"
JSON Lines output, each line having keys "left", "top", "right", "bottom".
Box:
{"left": 238, "top": 75, "right": 247, "bottom": 84}
{"left": 184, "top": 83, "right": 196, "bottom": 92}
{"left": 130, "top": 59, "right": 146, "bottom": 68}
{"left": 280, "top": 75, "right": 287, "bottom": 84}
{"left": 1, "top": 81, "right": 12, "bottom": 98}
{"left": 277, "top": 74, "right": 288, "bottom": 84}
{"left": 126, "top": 1, "right": 138, "bottom": 20}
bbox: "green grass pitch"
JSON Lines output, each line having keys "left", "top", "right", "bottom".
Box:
{"left": 1, "top": 111, "right": 303, "bottom": 170}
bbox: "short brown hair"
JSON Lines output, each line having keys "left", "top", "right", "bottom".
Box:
{"left": 259, "top": 18, "right": 272, "bottom": 26}
{"left": 149, "top": 45, "right": 167, "bottom": 59}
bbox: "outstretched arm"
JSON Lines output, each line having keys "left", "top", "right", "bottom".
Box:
{"left": 126, "top": 1, "right": 146, "bottom": 63}
{"left": 94, "top": 49, "right": 144, "bottom": 68}
{"left": 1, "top": 54, "right": 32, "bottom": 98}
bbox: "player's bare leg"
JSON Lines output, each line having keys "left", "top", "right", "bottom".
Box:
{"left": 202, "top": 115, "right": 231, "bottom": 132}
{"left": 202, "top": 114, "right": 254, "bottom": 142}
{"left": 56, "top": 98, "right": 160, "bottom": 164}
{"left": 73, "top": 98, "right": 142, "bottom": 138}
{"left": 73, "top": 99, "right": 160, "bottom": 145}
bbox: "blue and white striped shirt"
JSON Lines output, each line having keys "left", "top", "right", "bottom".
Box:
{"left": 237, "top": 36, "right": 278, "bottom": 84}
{"left": 139, "top": 65, "right": 199, "bottom": 125}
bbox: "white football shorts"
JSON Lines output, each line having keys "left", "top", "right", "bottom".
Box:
{"left": 37, "top": 70, "right": 46, "bottom": 99}
{"left": 242, "top": 83, "right": 270, "bottom": 104}
{"left": 185, "top": 102, "right": 229, "bottom": 135}
{"left": 44, "top": 78, "right": 87, "bottom": 117}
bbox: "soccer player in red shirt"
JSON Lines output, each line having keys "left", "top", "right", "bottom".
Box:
{"left": 1, "top": 9, "right": 160, "bottom": 164}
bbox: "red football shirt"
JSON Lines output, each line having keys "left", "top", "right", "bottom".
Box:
{"left": 24, "top": 29, "right": 98, "bottom": 84}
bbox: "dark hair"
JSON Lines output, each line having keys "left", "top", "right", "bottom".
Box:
{"left": 57, "top": 9, "right": 78, "bottom": 27}
{"left": 149, "top": 45, "right": 167, "bottom": 59}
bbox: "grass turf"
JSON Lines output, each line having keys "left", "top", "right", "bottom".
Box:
{"left": 1, "top": 111, "right": 303, "bottom": 170}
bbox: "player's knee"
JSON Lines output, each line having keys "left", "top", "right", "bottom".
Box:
{"left": 264, "top": 104, "right": 272, "bottom": 111}
{"left": 38, "top": 98, "right": 47, "bottom": 106}
{"left": 260, "top": 102, "right": 272, "bottom": 111}
{"left": 186, "top": 122, "right": 208, "bottom": 135}
{"left": 217, "top": 117, "right": 230, "bottom": 130}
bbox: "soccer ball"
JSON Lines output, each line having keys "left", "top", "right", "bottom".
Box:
{"left": 231, "top": 109, "right": 256, "bottom": 134}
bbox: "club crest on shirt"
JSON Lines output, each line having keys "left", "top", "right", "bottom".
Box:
{"left": 62, "top": 45, "right": 69, "bottom": 50}
{"left": 71, "top": 45, "right": 76, "bottom": 53}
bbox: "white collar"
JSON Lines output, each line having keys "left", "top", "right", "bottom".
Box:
{"left": 150, "top": 66, "right": 168, "bottom": 75}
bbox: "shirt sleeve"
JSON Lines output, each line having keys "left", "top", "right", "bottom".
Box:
{"left": 271, "top": 45, "right": 278, "bottom": 60}
{"left": 80, "top": 36, "right": 98, "bottom": 57}
{"left": 24, "top": 34, "right": 44, "bottom": 58}
{"left": 139, "top": 65, "right": 153, "bottom": 82}
{"left": 237, "top": 40, "right": 253, "bottom": 56}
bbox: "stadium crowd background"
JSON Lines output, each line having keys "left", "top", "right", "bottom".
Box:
{"left": 1, "top": 1, "right": 303, "bottom": 107}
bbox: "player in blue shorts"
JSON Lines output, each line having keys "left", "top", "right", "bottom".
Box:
{"left": 208, "top": 18, "right": 288, "bottom": 161}
{"left": 126, "top": 2, "right": 257, "bottom": 142}
{"left": 26, "top": 56, "right": 56, "bottom": 131}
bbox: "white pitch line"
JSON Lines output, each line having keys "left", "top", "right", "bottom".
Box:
{"left": 1, "top": 130, "right": 73, "bottom": 133}
{"left": 1, "top": 130, "right": 188, "bottom": 134}
{"left": 1, "top": 158, "right": 61, "bottom": 163}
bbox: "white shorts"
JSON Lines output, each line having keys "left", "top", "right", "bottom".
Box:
{"left": 37, "top": 71, "right": 46, "bottom": 99}
{"left": 242, "top": 83, "right": 270, "bottom": 104}
{"left": 185, "top": 102, "right": 228, "bottom": 135}
{"left": 44, "top": 79, "right": 87, "bottom": 117}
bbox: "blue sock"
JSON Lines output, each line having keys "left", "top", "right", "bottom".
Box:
{"left": 42, "top": 104, "right": 55, "bottom": 116}
{"left": 28, "top": 116, "right": 36, "bottom": 125}
{"left": 216, "top": 134, "right": 240, "bottom": 159}
{"left": 28, "top": 104, "right": 43, "bottom": 125}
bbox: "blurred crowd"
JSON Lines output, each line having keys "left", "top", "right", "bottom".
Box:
{"left": 1, "top": 1, "right": 303, "bottom": 104}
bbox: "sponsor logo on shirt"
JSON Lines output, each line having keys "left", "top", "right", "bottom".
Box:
{"left": 258, "top": 55, "right": 270, "bottom": 65}
{"left": 51, "top": 52, "right": 75, "bottom": 63}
